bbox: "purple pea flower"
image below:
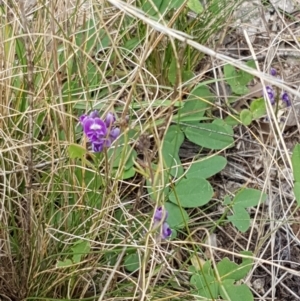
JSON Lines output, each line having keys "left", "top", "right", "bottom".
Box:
{"left": 80, "top": 110, "right": 100, "bottom": 124}
{"left": 162, "top": 223, "right": 172, "bottom": 239}
{"left": 153, "top": 207, "right": 172, "bottom": 239}
{"left": 79, "top": 114, "right": 87, "bottom": 123}
{"left": 105, "top": 112, "right": 116, "bottom": 128}
{"left": 79, "top": 111, "right": 120, "bottom": 152}
{"left": 270, "top": 68, "right": 277, "bottom": 77}
{"left": 89, "top": 110, "right": 100, "bottom": 119}
{"left": 265, "top": 85, "right": 275, "bottom": 105}
{"left": 154, "top": 207, "right": 168, "bottom": 222}
{"left": 82, "top": 117, "right": 107, "bottom": 142}
{"left": 110, "top": 128, "right": 121, "bottom": 140}
{"left": 281, "top": 91, "right": 291, "bottom": 107}
{"left": 92, "top": 142, "right": 104, "bottom": 152}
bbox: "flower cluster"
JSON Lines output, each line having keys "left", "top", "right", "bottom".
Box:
{"left": 153, "top": 207, "right": 172, "bottom": 239}
{"left": 264, "top": 68, "right": 291, "bottom": 107}
{"left": 79, "top": 111, "right": 120, "bottom": 152}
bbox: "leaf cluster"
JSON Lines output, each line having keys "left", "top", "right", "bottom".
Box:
{"left": 190, "top": 251, "right": 254, "bottom": 301}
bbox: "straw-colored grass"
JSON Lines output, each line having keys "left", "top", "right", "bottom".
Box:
{"left": 1, "top": 0, "right": 300, "bottom": 300}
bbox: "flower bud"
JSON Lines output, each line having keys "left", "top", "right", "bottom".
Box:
{"left": 105, "top": 112, "right": 116, "bottom": 128}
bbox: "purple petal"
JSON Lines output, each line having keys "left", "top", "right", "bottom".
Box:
{"left": 281, "top": 91, "right": 291, "bottom": 107}
{"left": 89, "top": 110, "right": 100, "bottom": 119}
{"left": 154, "top": 207, "right": 168, "bottom": 222}
{"left": 105, "top": 112, "right": 116, "bottom": 128}
{"left": 92, "top": 143, "right": 102, "bottom": 152}
{"left": 79, "top": 114, "right": 87, "bottom": 124}
{"left": 83, "top": 118, "right": 107, "bottom": 141}
{"left": 162, "top": 223, "right": 172, "bottom": 239}
{"left": 154, "top": 207, "right": 163, "bottom": 221}
{"left": 270, "top": 68, "right": 277, "bottom": 77}
{"left": 110, "top": 127, "right": 120, "bottom": 141}
{"left": 265, "top": 85, "right": 275, "bottom": 105}
{"left": 92, "top": 142, "right": 104, "bottom": 152}
{"left": 103, "top": 138, "right": 112, "bottom": 148}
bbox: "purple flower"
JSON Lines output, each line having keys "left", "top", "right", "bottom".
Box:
{"left": 82, "top": 117, "right": 107, "bottom": 142}
{"left": 281, "top": 91, "right": 291, "bottom": 107}
{"left": 153, "top": 207, "right": 172, "bottom": 239}
{"left": 105, "top": 112, "right": 116, "bottom": 128}
{"left": 79, "top": 114, "right": 87, "bottom": 123}
{"left": 162, "top": 223, "right": 172, "bottom": 239}
{"left": 89, "top": 110, "right": 100, "bottom": 119}
{"left": 110, "top": 128, "right": 121, "bottom": 141}
{"left": 154, "top": 207, "right": 168, "bottom": 222}
{"left": 80, "top": 111, "right": 100, "bottom": 124}
{"left": 265, "top": 85, "right": 275, "bottom": 105}
{"left": 92, "top": 142, "right": 104, "bottom": 152}
{"left": 79, "top": 111, "right": 120, "bottom": 152}
{"left": 270, "top": 68, "right": 277, "bottom": 77}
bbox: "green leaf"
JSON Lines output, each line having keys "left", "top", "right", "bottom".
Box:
{"left": 169, "top": 177, "right": 213, "bottom": 208}
{"left": 124, "top": 253, "right": 140, "bottom": 272}
{"left": 220, "top": 279, "right": 254, "bottom": 301}
{"left": 294, "top": 182, "right": 300, "bottom": 206}
{"left": 183, "top": 70, "right": 195, "bottom": 82}
{"left": 224, "top": 62, "right": 255, "bottom": 95}
{"left": 168, "top": 58, "right": 177, "bottom": 86}
{"left": 231, "top": 84, "right": 249, "bottom": 95}
{"left": 120, "top": 167, "right": 136, "bottom": 179}
{"left": 162, "top": 140, "right": 184, "bottom": 178}
{"left": 243, "top": 60, "right": 256, "bottom": 84}
{"left": 56, "top": 259, "right": 73, "bottom": 268}
{"left": 238, "top": 251, "right": 254, "bottom": 277}
{"left": 187, "top": 0, "right": 203, "bottom": 14}
{"left": 227, "top": 205, "right": 250, "bottom": 233}
{"left": 217, "top": 258, "right": 239, "bottom": 280}
{"left": 240, "top": 109, "right": 252, "bottom": 126}
{"left": 233, "top": 188, "right": 267, "bottom": 207}
{"left": 186, "top": 155, "right": 227, "bottom": 179}
{"left": 165, "top": 202, "right": 189, "bottom": 228}
{"left": 75, "top": 21, "right": 110, "bottom": 55}
{"left": 142, "top": 0, "right": 162, "bottom": 16}
{"left": 217, "top": 252, "right": 253, "bottom": 281}
{"left": 124, "top": 37, "right": 140, "bottom": 50}
{"left": 169, "top": 0, "right": 185, "bottom": 9}
{"left": 71, "top": 240, "right": 91, "bottom": 255}
{"left": 190, "top": 273, "right": 218, "bottom": 299}
{"left": 175, "top": 85, "right": 214, "bottom": 121}
{"left": 71, "top": 240, "right": 91, "bottom": 263}
{"left": 16, "top": 37, "right": 26, "bottom": 63}
{"left": 250, "top": 98, "right": 266, "bottom": 119}
{"left": 224, "top": 195, "right": 232, "bottom": 205}
{"left": 164, "top": 125, "right": 185, "bottom": 150}
{"left": 156, "top": 0, "right": 186, "bottom": 15}
{"left": 68, "top": 144, "right": 87, "bottom": 158}
{"left": 224, "top": 64, "right": 246, "bottom": 95}
{"left": 168, "top": 58, "right": 195, "bottom": 86}
{"left": 184, "top": 122, "right": 234, "bottom": 150}
{"left": 292, "top": 144, "right": 300, "bottom": 182}
{"left": 225, "top": 115, "right": 240, "bottom": 126}
{"left": 169, "top": 228, "right": 177, "bottom": 239}
{"left": 107, "top": 132, "right": 137, "bottom": 169}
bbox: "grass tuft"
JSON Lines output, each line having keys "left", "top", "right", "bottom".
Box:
{"left": 1, "top": 0, "right": 300, "bottom": 300}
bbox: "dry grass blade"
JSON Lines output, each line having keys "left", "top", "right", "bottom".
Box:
{"left": 1, "top": 0, "right": 300, "bottom": 300}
